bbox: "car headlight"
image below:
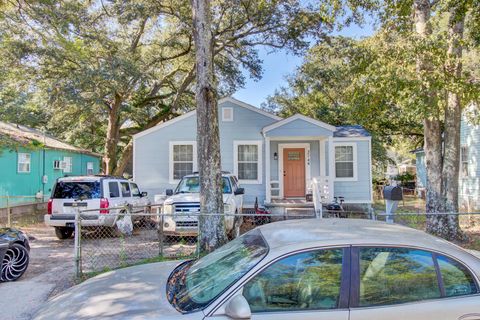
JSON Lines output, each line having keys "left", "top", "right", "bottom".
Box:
{"left": 223, "top": 204, "right": 233, "bottom": 213}
{"left": 163, "top": 204, "right": 173, "bottom": 214}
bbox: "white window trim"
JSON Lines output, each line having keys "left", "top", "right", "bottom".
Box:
{"left": 278, "top": 143, "right": 311, "bottom": 199}
{"left": 222, "top": 107, "right": 234, "bottom": 122}
{"left": 17, "top": 152, "right": 31, "bottom": 173}
{"left": 169, "top": 141, "right": 197, "bottom": 184}
{"left": 63, "top": 156, "right": 73, "bottom": 173}
{"left": 333, "top": 142, "right": 358, "bottom": 181}
{"left": 234, "top": 140, "right": 263, "bottom": 184}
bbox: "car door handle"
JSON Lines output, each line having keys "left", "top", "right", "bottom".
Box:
{"left": 459, "top": 314, "right": 480, "bottom": 320}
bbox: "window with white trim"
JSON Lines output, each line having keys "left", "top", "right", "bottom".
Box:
{"left": 334, "top": 144, "right": 356, "bottom": 180}
{"left": 234, "top": 141, "right": 262, "bottom": 184}
{"left": 86, "top": 162, "right": 94, "bottom": 175}
{"left": 63, "top": 157, "right": 73, "bottom": 173}
{"left": 222, "top": 107, "right": 233, "bottom": 122}
{"left": 170, "top": 142, "right": 197, "bottom": 182}
{"left": 18, "top": 153, "right": 31, "bottom": 173}
{"left": 461, "top": 146, "right": 469, "bottom": 178}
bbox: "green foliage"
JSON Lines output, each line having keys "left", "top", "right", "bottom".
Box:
{"left": 393, "top": 172, "right": 416, "bottom": 184}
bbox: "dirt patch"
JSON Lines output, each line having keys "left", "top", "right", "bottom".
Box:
{"left": 0, "top": 223, "right": 75, "bottom": 319}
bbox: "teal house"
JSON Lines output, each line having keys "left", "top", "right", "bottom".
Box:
{"left": 0, "top": 122, "right": 102, "bottom": 207}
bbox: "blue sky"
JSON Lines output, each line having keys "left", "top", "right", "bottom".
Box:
{"left": 234, "top": 23, "right": 376, "bottom": 107}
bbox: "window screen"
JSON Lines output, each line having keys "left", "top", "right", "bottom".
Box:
{"left": 237, "top": 144, "right": 258, "bottom": 181}
{"left": 18, "top": 153, "right": 31, "bottom": 173}
{"left": 173, "top": 144, "right": 194, "bottom": 180}
{"left": 335, "top": 146, "right": 354, "bottom": 178}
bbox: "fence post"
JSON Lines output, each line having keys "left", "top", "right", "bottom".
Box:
{"left": 6, "top": 194, "right": 11, "bottom": 228}
{"left": 158, "top": 209, "right": 164, "bottom": 257}
{"left": 74, "top": 206, "right": 82, "bottom": 279}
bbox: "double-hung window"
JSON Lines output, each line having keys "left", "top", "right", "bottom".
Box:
{"left": 63, "top": 157, "right": 73, "bottom": 173}
{"left": 234, "top": 141, "right": 262, "bottom": 184}
{"left": 169, "top": 141, "right": 197, "bottom": 183}
{"left": 18, "top": 153, "right": 31, "bottom": 173}
{"left": 461, "top": 146, "right": 469, "bottom": 178}
{"left": 334, "top": 143, "right": 357, "bottom": 181}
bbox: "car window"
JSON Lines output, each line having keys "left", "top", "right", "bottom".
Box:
{"left": 120, "top": 182, "right": 131, "bottom": 197}
{"left": 53, "top": 181, "right": 101, "bottom": 199}
{"left": 175, "top": 176, "right": 232, "bottom": 194}
{"left": 437, "top": 255, "right": 478, "bottom": 297}
{"left": 230, "top": 177, "right": 238, "bottom": 191}
{"left": 358, "top": 247, "right": 440, "bottom": 307}
{"left": 130, "top": 183, "right": 141, "bottom": 197}
{"left": 243, "top": 249, "right": 344, "bottom": 312}
{"left": 109, "top": 182, "right": 120, "bottom": 198}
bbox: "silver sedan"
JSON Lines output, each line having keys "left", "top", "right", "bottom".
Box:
{"left": 34, "top": 219, "right": 480, "bottom": 319}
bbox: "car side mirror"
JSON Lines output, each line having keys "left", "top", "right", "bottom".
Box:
{"left": 225, "top": 295, "right": 251, "bottom": 319}
{"left": 166, "top": 189, "right": 173, "bottom": 196}
{"left": 141, "top": 191, "right": 148, "bottom": 197}
{"left": 234, "top": 188, "right": 245, "bottom": 195}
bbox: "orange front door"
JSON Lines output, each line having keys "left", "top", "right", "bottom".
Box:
{"left": 283, "top": 148, "right": 306, "bottom": 198}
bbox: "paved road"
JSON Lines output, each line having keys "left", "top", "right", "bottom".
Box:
{"left": 0, "top": 225, "right": 75, "bottom": 320}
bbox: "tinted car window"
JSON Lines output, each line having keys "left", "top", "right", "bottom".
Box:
{"left": 53, "top": 181, "right": 101, "bottom": 199}
{"left": 130, "top": 183, "right": 141, "bottom": 197}
{"left": 120, "top": 182, "right": 131, "bottom": 197}
{"left": 358, "top": 247, "right": 440, "bottom": 307}
{"left": 109, "top": 182, "right": 120, "bottom": 198}
{"left": 438, "top": 255, "right": 478, "bottom": 297}
{"left": 243, "top": 249, "right": 343, "bottom": 312}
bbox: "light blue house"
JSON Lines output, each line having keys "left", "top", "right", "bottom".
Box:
{"left": 133, "top": 97, "right": 373, "bottom": 208}
{"left": 415, "top": 111, "right": 480, "bottom": 210}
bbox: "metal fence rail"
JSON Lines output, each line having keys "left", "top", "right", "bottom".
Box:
{"left": 72, "top": 205, "right": 480, "bottom": 279}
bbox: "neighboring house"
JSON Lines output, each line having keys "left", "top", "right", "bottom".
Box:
{"left": 0, "top": 122, "right": 101, "bottom": 206}
{"left": 415, "top": 111, "right": 479, "bottom": 210}
{"left": 133, "top": 97, "right": 373, "bottom": 208}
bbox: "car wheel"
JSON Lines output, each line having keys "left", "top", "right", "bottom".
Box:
{"left": 55, "top": 227, "right": 74, "bottom": 240}
{"left": 1, "top": 243, "right": 29, "bottom": 282}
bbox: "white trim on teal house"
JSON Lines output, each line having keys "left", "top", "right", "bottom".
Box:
{"left": 133, "top": 97, "right": 373, "bottom": 206}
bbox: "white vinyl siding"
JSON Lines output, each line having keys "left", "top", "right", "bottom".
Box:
{"left": 169, "top": 141, "right": 197, "bottom": 184}
{"left": 17, "top": 153, "right": 31, "bottom": 173}
{"left": 63, "top": 157, "right": 73, "bottom": 173}
{"left": 334, "top": 143, "right": 357, "bottom": 181}
{"left": 234, "top": 141, "right": 262, "bottom": 184}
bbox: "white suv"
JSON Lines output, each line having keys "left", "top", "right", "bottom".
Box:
{"left": 161, "top": 173, "right": 244, "bottom": 236}
{"left": 45, "top": 175, "right": 150, "bottom": 239}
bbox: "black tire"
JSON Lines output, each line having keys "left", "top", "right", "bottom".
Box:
{"left": 55, "top": 227, "right": 74, "bottom": 240}
{"left": 1, "top": 243, "right": 29, "bottom": 282}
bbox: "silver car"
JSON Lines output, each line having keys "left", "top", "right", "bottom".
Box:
{"left": 34, "top": 219, "right": 480, "bottom": 319}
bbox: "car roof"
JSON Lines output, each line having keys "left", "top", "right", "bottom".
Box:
{"left": 183, "top": 173, "right": 235, "bottom": 178}
{"left": 258, "top": 219, "right": 461, "bottom": 253}
{"left": 58, "top": 175, "right": 128, "bottom": 182}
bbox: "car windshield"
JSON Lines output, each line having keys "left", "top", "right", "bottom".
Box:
{"left": 175, "top": 176, "right": 232, "bottom": 194}
{"left": 52, "top": 181, "right": 101, "bottom": 199}
{"left": 167, "top": 229, "right": 268, "bottom": 313}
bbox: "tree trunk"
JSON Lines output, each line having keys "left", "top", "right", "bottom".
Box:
{"left": 103, "top": 93, "right": 122, "bottom": 175}
{"left": 113, "top": 140, "right": 133, "bottom": 177}
{"left": 192, "top": 0, "right": 227, "bottom": 252}
{"left": 440, "top": 4, "right": 466, "bottom": 240}
{"left": 413, "top": 0, "right": 445, "bottom": 233}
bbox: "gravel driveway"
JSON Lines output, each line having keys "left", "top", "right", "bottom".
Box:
{"left": 0, "top": 224, "right": 75, "bottom": 320}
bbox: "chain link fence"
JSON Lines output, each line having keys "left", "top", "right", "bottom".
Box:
{"left": 72, "top": 205, "right": 480, "bottom": 279}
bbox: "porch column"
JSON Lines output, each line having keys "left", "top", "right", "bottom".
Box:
{"left": 265, "top": 137, "right": 271, "bottom": 203}
{"left": 328, "top": 136, "right": 335, "bottom": 202}
{"left": 320, "top": 139, "right": 326, "bottom": 177}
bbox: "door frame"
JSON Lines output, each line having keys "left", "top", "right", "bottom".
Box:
{"left": 278, "top": 143, "right": 311, "bottom": 199}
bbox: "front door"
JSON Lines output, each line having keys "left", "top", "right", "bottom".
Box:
{"left": 283, "top": 148, "right": 305, "bottom": 198}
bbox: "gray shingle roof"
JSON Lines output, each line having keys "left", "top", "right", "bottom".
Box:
{"left": 0, "top": 121, "right": 101, "bottom": 157}
{"left": 334, "top": 125, "right": 370, "bottom": 137}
